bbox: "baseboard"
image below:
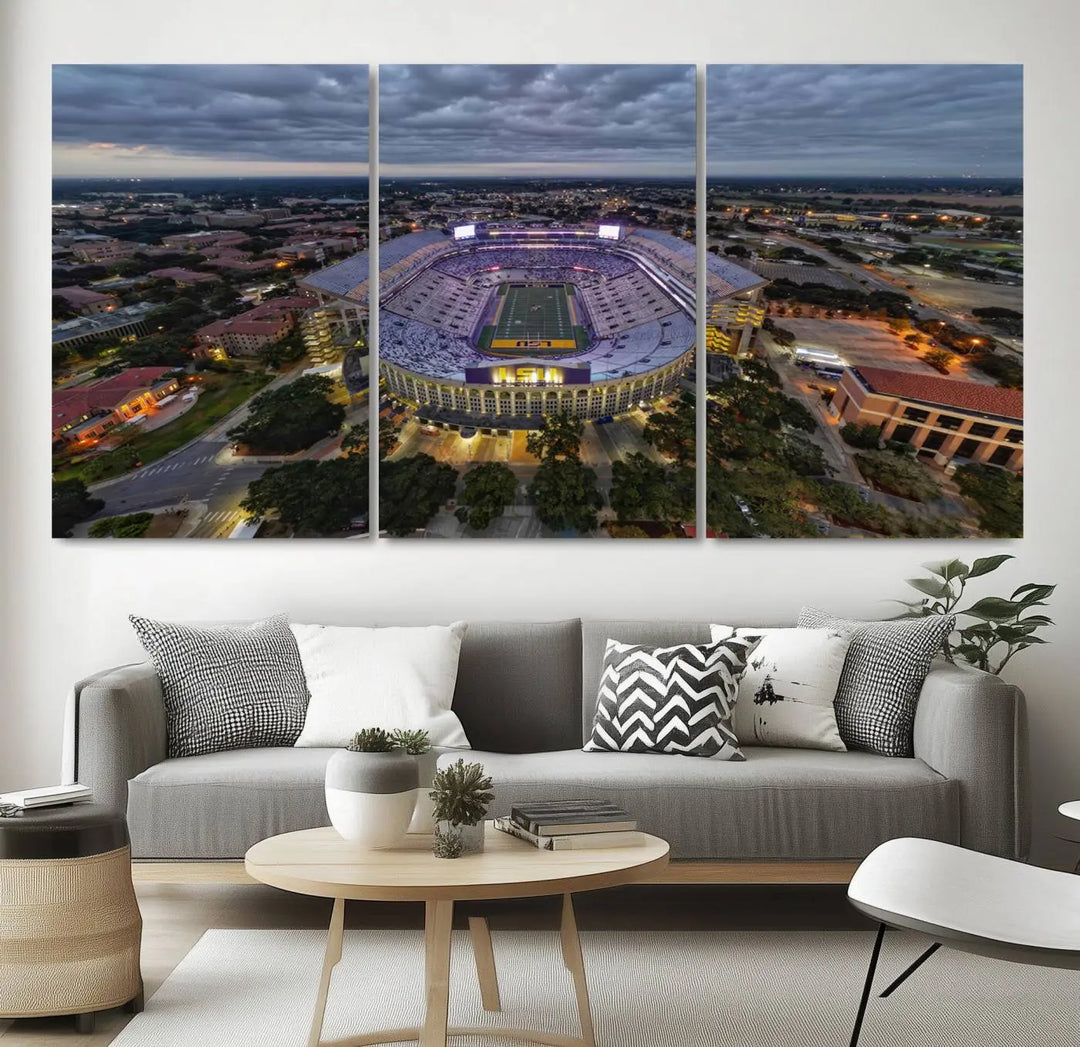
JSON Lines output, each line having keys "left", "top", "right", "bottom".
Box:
{"left": 131, "top": 859, "right": 858, "bottom": 887}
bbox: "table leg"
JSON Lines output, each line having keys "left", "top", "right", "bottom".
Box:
{"left": 560, "top": 895, "right": 595, "bottom": 1047}
{"left": 421, "top": 899, "right": 454, "bottom": 1047}
{"left": 308, "top": 897, "right": 345, "bottom": 1047}
{"left": 469, "top": 916, "right": 502, "bottom": 1011}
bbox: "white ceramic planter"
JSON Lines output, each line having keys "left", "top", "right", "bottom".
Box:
{"left": 324, "top": 750, "right": 418, "bottom": 848}
{"left": 408, "top": 750, "right": 439, "bottom": 834}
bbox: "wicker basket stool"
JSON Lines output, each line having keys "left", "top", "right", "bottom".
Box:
{"left": 0, "top": 804, "right": 143, "bottom": 1034}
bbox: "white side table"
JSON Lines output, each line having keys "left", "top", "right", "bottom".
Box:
{"left": 1058, "top": 800, "right": 1080, "bottom": 873}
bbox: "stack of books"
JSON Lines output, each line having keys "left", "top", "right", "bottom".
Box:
{"left": 494, "top": 799, "right": 638, "bottom": 850}
{"left": 0, "top": 784, "right": 92, "bottom": 811}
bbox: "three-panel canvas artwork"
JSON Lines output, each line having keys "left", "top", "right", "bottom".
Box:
{"left": 51, "top": 64, "right": 1023, "bottom": 540}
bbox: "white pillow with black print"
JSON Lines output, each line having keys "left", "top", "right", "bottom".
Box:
{"left": 711, "top": 625, "right": 849, "bottom": 752}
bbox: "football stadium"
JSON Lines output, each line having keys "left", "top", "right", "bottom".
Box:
{"left": 300, "top": 223, "right": 766, "bottom": 425}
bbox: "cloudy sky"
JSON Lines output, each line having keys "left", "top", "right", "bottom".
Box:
{"left": 707, "top": 65, "right": 1022, "bottom": 178}
{"left": 379, "top": 65, "right": 695, "bottom": 177}
{"left": 53, "top": 65, "right": 368, "bottom": 177}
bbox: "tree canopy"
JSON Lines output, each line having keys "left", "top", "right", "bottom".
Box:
{"left": 610, "top": 454, "right": 694, "bottom": 525}
{"left": 52, "top": 478, "right": 104, "bottom": 538}
{"left": 227, "top": 374, "right": 344, "bottom": 453}
{"left": 458, "top": 462, "right": 517, "bottom": 531}
{"left": 528, "top": 457, "right": 602, "bottom": 534}
{"left": 379, "top": 454, "right": 458, "bottom": 537}
{"left": 240, "top": 455, "right": 368, "bottom": 536}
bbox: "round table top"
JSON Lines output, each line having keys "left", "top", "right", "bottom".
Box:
{"left": 244, "top": 823, "right": 670, "bottom": 902}
{"left": 1059, "top": 800, "right": 1080, "bottom": 822}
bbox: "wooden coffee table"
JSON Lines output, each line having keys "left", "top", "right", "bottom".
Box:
{"left": 244, "top": 823, "right": 669, "bottom": 1047}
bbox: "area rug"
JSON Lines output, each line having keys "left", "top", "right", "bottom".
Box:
{"left": 111, "top": 928, "right": 1078, "bottom": 1046}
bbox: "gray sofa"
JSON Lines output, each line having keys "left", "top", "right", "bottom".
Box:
{"left": 64, "top": 618, "right": 1030, "bottom": 865}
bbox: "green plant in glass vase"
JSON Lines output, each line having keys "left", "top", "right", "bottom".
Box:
{"left": 429, "top": 759, "right": 494, "bottom": 858}
{"left": 893, "top": 554, "right": 1054, "bottom": 675}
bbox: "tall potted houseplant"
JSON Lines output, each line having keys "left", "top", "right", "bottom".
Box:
{"left": 324, "top": 728, "right": 420, "bottom": 848}
{"left": 430, "top": 759, "right": 494, "bottom": 858}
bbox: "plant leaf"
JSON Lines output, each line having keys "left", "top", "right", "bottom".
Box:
{"left": 958, "top": 597, "right": 1025, "bottom": 622}
{"left": 906, "top": 577, "right": 951, "bottom": 599}
{"left": 1011, "top": 584, "right": 1056, "bottom": 604}
{"left": 967, "top": 554, "right": 1014, "bottom": 578}
{"left": 923, "top": 558, "right": 969, "bottom": 581}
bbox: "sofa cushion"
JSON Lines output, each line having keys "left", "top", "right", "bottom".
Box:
{"left": 582, "top": 620, "right": 712, "bottom": 742}
{"left": 453, "top": 619, "right": 581, "bottom": 753}
{"left": 583, "top": 636, "right": 754, "bottom": 760}
{"left": 457, "top": 748, "right": 959, "bottom": 861}
{"left": 127, "top": 747, "right": 335, "bottom": 859}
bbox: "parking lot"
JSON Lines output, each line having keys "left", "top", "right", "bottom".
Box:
{"left": 771, "top": 317, "right": 994, "bottom": 383}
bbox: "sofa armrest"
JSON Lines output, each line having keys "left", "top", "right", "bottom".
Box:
{"left": 63, "top": 663, "right": 167, "bottom": 814}
{"left": 913, "top": 660, "right": 1029, "bottom": 859}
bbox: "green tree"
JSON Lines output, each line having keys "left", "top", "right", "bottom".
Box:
{"left": 379, "top": 454, "right": 458, "bottom": 537}
{"left": 241, "top": 455, "right": 369, "bottom": 536}
{"left": 526, "top": 412, "right": 583, "bottom": 461}
{"left": 610, "top": 454, "right": 694, "bottom": 524}
{"left": 52, "top": 295, "right": 78, "bottom": 321}
{"left": 259, "top": 331, "right": 306, "bottom": 370}
{"left": 955, "top": 464, "right": 1023, "bottom": 537}
{"left": 528, "top": 457, "right": 602, "bottom": 534}
{"left": 458, "top": 462, "right": 517, "bottom": 530}
{"left": 88, "top": 512, "right": 154, "bottom": 539}
{"left": 855, "top": 450, "right": 943, "bottom": 503}
{"left": 228, "top": 374, "right": 344, "bottom": 453}
{"left": 52, "top": 478, "right": 104, "bottom": 538}
{"left": 642, "top": 397, "right": 695, "bottom": 465}
{"left": 840, "top": 422, "right": 883, "bottom": 449}
{"left": 924, "top": 348, "right": 955, "bottom": 374}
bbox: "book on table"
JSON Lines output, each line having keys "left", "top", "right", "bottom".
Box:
{"left": 510, "top": 799, "right": 637, "bottom": 836}
{"left": 0, "top": 783, "right": 93, "bottom": 809}
{"left": 494, "top": 816, "right": 640, "bottom": 850}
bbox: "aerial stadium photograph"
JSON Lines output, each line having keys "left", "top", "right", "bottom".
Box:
{"left": 704, "top": 64, "right": 1023, "bottom": 539}
{"left": 367, "top": 63, "right": 713, "bottom": 538}
{"left": 51, "top": 65, "right": 370, "bottom": 539}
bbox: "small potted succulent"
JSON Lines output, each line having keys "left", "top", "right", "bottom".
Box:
{"left": 324, "top": 728, "right": 423, "bottom": 848}
{"left": 430, "top": 758, "right": 494, "bottom": 858}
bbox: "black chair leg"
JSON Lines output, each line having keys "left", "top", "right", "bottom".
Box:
{"left": 75, "top": 1010, "right": 96, "bottom": 1034}
{"left": 880, "top": 942, "right": 941, "bottom": 998}
{"left": 850, "top": 923, "right": 886, "bottom": 1047}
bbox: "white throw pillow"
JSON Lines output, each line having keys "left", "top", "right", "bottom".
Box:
{"left": 710, "top": 625, "right": 848, "bottom": 752}
{"left": 291, "top": 622, "right": 470, "bottom": 749}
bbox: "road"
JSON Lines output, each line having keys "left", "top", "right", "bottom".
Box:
{"left": 83, "top": 370, "right": 368, "bottom": 538}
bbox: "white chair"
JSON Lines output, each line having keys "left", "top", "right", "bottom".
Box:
{"left": 846, "top": 837, "right": 1080, "bottom": 1047}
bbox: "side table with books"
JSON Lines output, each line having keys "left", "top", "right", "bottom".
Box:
{"left": 0, "top": 790, "right": 143, "bottom": 1033}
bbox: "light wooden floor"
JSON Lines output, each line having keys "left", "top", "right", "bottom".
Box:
{"left": 0, "top": 882, "right": 865, "bottom": 1045}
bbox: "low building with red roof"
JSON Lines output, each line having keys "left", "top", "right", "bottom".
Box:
{"left": 52, "top": 285, "right": 118, "bottom": 315}
{"left": 148, "top": 267, "right": 219, "bottom": 286}
{"left": 834, "top": 366, "right": 1023, "bottom": 472}
{"left": 52, "top": 367, "right": 180, "bottom": 443}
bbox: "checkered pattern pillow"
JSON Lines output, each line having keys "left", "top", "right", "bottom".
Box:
{"left": 129, "top": 614, "right": 310, "bottom": 758}
{"left": 797, "top": 607, "right": 954, "bottom": 757}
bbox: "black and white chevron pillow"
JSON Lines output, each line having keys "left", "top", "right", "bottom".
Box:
{"left": 584, "top": 637, "right": 755, "bottom": 759}
{"left": 129, "top": 614, "right": 310, "bottom": 759}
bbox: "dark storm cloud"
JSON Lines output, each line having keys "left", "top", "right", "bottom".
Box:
{"left": 706, "top": 65, "right": 1022, "bottom": 177}
{"left": 379, "top": 65, "right": 695, "bottom": 173}
{"left": 53, "top": 65, "right": 368, "bottom": 164}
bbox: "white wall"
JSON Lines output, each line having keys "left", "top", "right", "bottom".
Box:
{"left": 2, "top": 0, "right": 1079, "bottom": 866}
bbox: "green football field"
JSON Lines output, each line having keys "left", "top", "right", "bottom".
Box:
{"left": 490, "top": 284, "right": 577, "bottom": 351}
